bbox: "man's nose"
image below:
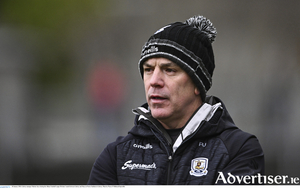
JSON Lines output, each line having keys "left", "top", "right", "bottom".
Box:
{"left": 150, "top": 68, "right": 164, "bottom": 87}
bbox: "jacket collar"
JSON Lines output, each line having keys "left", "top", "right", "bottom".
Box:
{"left": 172, "top": 102, "right": 222, "bottom": 152}
{"left": 131, "top": 96, "right": 236, "bottom": 153}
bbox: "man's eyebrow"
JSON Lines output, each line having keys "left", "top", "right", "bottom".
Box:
{"left": 143, "top": 61, "right": 177, "bottom": 67}
{"left": 160, "top": 62, "right": 177, "bottom": 67}
{"left": 143, "top": 62, "right": 153, "bottom": 67}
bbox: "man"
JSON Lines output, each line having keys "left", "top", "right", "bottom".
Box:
{"left": 87, "top": 15, "right": 264, "bottom": 185}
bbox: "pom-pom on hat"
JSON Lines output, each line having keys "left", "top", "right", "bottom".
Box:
{"left": 138, "top": 15, "right": 217, "bottom": 102}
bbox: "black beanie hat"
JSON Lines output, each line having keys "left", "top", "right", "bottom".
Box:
{"left": 138, "top": 15, "right": 217, "bottom": 102}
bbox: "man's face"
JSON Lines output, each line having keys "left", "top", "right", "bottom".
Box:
{"left": 143, "top": 57, "right": 202, "bottom": 129}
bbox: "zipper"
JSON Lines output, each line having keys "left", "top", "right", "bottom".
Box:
{"left": 151, "top": 122, "right": 205, "bottom": 185}
{"left": 151, "top": 129, "right": 173, "bottom": 185}
{"left": 151, "top": 120, "right": 206, "bottom": 184}
{"left": 166, "top": 155, "right": 173, "bottom": 185}
{"left": 134, "top": 107, "right": 177, "bottom": 184}
{"left": 166, "top": 122, "right": 206, "bottom": 184}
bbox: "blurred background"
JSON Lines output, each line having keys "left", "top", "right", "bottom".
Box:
{"left": 0, "top": 0, "right": 299, "bottom": 185}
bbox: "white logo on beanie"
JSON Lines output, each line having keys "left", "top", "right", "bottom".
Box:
{"left": 141, "top": 46, "right": 158, "bottom": 56}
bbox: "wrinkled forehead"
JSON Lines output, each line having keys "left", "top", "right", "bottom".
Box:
{"left": 143, "top": 57, "right": 179, "bottom": 68}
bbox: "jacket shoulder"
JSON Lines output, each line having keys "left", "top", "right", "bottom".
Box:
{"left": 219, "top": 128, "right": 263, "bottom": 160}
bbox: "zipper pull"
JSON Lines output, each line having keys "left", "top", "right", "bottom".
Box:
{"left": 167, "top": 155, "right": 173, "bottom": 185}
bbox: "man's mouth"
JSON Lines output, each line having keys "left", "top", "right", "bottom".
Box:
{"left": 151, "top": 96, "right": 165, "bottom": 99}
{"left": 149, "top": 95, "right": 168, "bottom": 103}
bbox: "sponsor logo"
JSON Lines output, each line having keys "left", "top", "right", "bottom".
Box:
{"left": 141, "top": 46, "right": 158, "bottom": 56}
{"left": 133, "top": 143, "right": 153, "bottom": 149}
{"left": 190, "top": 157, "right": 208, "bottom": 177}
{"left": 121, "top": 160, "right": 156, "bottom": 171}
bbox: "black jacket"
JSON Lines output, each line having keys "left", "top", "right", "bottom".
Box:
{"left": 87, "top": 96, "right": 264, "bottom": 185}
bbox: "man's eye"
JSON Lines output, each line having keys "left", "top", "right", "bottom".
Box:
{"left": 144, "top": 68, "right": 152, "bottom": 72}
{"left": 165, "top": 68, "right": 175, "bottom": 73}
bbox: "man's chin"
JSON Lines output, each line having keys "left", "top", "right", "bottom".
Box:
{"left": 150, "top": 110, "right": 170, "bottom": 120}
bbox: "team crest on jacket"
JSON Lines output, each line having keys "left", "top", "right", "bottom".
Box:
{"left": 189, "top": 157, "right": 208, "bottom": 177}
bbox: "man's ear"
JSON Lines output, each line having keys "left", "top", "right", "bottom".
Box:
{"left": 194, "top": 87, "right": 200, "bottom": 95}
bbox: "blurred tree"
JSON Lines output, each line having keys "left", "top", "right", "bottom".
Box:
{"left": 0, "top": 0, "right": 111, "bottom": 88}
